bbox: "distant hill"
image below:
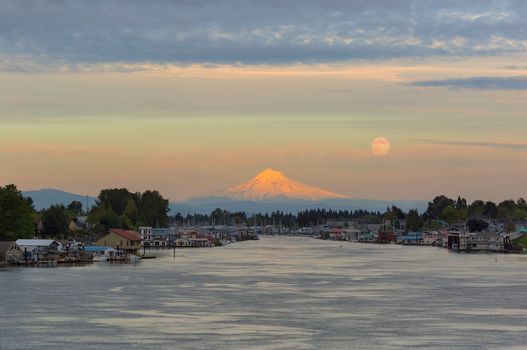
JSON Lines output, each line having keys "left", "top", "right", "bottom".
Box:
{"left": 170, "top": 197, "right": 427, "bottom": 215}
{"left": 22, "top": 188, "right": 97, "bottom": 211}
{"left": 22, "top": 186, "right": 428, "bottom": 215}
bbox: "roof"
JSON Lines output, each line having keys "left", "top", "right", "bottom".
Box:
{"left": 83, "top": 245, "right": 116, "bottom": 253}
{"left": 400, "top": 235, "right": 421, "bottom": 241}
{"left": 109, "top": 229, "right": 141, "bottom": 241}
{"left": 15, "top": 239, "right": 59, "bottom": 247}
{"left": 0, "top": 241, "right": 18, "bottom": 253}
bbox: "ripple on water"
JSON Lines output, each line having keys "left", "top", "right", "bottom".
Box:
{"left": 1, "top": 236, "right": 527, "bottom": 350}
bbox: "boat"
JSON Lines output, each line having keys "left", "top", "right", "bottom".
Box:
{"left": 92, "top": 254, "right": 108, "bottom": 262}
{"left": 128, "top": 255, "right": 141, "bottom": 262}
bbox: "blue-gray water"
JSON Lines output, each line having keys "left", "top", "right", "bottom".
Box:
{"left": 1, "top": 236, "right": 527, "bottom": 350}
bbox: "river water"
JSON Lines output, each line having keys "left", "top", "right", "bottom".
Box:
{"left": 1, "top": 236, "right": 527, "bottom": 349}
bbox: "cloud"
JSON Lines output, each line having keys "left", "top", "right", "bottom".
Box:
{"left": 420, "top": 139, "right": 527, "bottom": 151}
{"left": 1, "top": 0, "right": 527, "bottom": 71}
{"left": 0, "top": 142, "right": 123, "bottom": 157}
{"left": 408, "top": 76, "right": 527, "bottom": 90}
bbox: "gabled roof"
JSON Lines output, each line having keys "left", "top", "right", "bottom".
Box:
{"left": 109, "top": 229, "right": 141, "bottom": 241}
{"left": 0, "top": 241, "right": 19, "bottom": 254}
{"left": 15, "top": 239, "right": 59, "bottom": 247}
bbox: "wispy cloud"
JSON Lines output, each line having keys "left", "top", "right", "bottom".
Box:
{"left": 409, "top": 76, "right": 527, "bottom": 90}
{"left": 0, "top": 142, "right": 123, "bottom": 157}
{"left": 420, "top": 139, "right": 527, "bottom": 151}
{"left": 1, "top": 1, "right": 526, "bottom": 72}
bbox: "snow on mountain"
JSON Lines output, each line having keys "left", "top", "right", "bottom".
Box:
{"left": 214, "top": 168, "right": 349, "bottom": 201}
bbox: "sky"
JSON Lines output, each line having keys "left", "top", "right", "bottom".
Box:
{"left": 0, "top": 0, "right": 526, "bottom": 202}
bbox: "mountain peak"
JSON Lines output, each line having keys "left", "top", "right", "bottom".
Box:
{"left": 254, "top": 168, "right": 285, "bottom": 181}
{"left": 215, "top": 168, "right": 349, "bottom": 201}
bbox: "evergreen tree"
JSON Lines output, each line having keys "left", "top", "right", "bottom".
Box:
{"left": 42, "top": 205, "right": 70, "bottom": 239}
{"left": 0, "top": 184, "right": 35, "bottom": 240}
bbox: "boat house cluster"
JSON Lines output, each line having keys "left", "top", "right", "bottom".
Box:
{"left": 310, "top": 220, "right": 526, "bottom": 253}
{"left": 0, "top": 225, "right": 259, "bottom": 266}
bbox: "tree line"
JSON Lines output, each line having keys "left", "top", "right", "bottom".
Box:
{"left": 1, "top": 184, "right": 526, "bottom": 241}
{"left": 0, "top": 185, "right": 169, "bottom": 241}
{"left": 171, "top": 195, "right": 527, "bottom": 232}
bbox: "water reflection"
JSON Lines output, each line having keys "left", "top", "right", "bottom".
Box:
{"left": 1, "top": 236, "right": 527, "bottom": 349}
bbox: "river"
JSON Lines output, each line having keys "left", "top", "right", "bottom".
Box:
{"left": 1, "top": 236, "right": 527, "bottom": 349}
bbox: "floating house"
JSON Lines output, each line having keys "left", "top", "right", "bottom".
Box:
{"left": 82, "top": 245, "right": 119, "bottom": 260}
{"left": 175, "top": 229, "right": 213, "bottom": 247}
{"left": 449, "top": 230, "right": 505, "bottom": 252}
{"left": 138, "top": 227, "right": 174, "bottom": 247}
{"left": 397, "top": 232, "right": 423, "bottom": 245}
{"left": 0, "top": 241, "right": 23, "bottom": 264}
{"left": 377, "top": 230, "right": 396, "bottom": 243}
{"left": 15, "top": 239, "right": 62, "bottom": 262}
{"left": 95, "top": 229, "right": 141, "bottom": 255}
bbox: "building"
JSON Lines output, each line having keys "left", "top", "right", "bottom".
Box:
{"left": 175, "top": 230, "right": 213, "bottom": 247}
{"left": 82, "top": 245, "right": 119, "bottom": 259}
{"left": 377, "top": 230, "right": 396, "bottom": 243}
{"left": 342, "top": 229, "right": 362, "bottom": 241}
{"left": 397, "top": 232, "right": 423, "bottom": 245}
{"left": 15, "top": 239, "right": 61, "bottom": 253}
{"left": 95, "top": 229, "right": 141, "bottom": 254}
{"left": 445, "top": 228, "right": 505, "bottom": 252}
{"left": 15, "top": 239, "right": 62, "bottom": 262}
{"left": 175, "top": 237, "right": 211, "bottom": 247}
{"left": 0, "top": 241, "right": 23, "bottom": 263}
{"left": 138, "top": 227, "right": 174, "bottom": 247}
{"left": 422, "top": 231, "right": 440, "bottom": 246}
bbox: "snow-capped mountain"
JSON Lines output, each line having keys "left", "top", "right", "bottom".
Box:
{"left": 214, "top": 168, "right": 349, "bottom": 201}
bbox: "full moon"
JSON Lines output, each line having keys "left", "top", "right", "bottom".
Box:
{"left": 371, "top": 137, "right": 391, "bottom": 156}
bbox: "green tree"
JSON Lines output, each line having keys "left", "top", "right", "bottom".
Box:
{"left": 440, "top": 205, "right": 459, "bottom": 224}
{"left": 484, "top": 201, "right": 497, "bottom": 218}
{"left": 468, "top": 200, "right": 485, "bottom": 218}
{"left": 89, "top": 204, "right": 121, "bottom": 229}
{"left": 96, "top": 188, "right": 138, "bottom": 216}
{"left": 512, "top": 208, "right": 527, "bottom": 221}
{"left": 0, "top": 184, "right": 35, "bottom": 240}
{"left": 497, "top": 200, "right": 516, "bottom": 220}
{"left": 67, "top": 200, "right": 83, "bottom": 215}
{"left": 42, "top": 205, "right": 70, "bottom": 239}
{"left": 425, "top": 195, "right": 455, "bottom": 220}
{"left": 406, "top": 209, "right": 423, "bottom": 232}
{"left": 138, "top": 190, "right": 169, "bottom": 227}
{"left": 455, "top": 196, "right": 467, "bottom": 209}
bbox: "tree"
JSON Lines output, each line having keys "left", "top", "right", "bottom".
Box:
{"left": 512, "top": 208, "right": 527, "bottom": 221}
{"left": 425, "top": 195, "right": 455, "bottom": 220}
{"left": 484, "top": 201, "right": 497, "bottom": 218}
{"left": 440, "top": 205, "right": 459, "bottom": 224}
{"left": 96, "top": 188, "right": 138, "bottom": 216}
{"left": 468, "top": 200, "right": 485, "bottom": 218}
{"left": 455, "top": 196, "right": 467, "bottom": 209}
{"left": 497, "top": 200, "right": 516, "bottom": 220}
{"left": 88, "top": 188, "right": 169, "bottom": 229}
{"left": 42, "top": 205, "right": 70, "bottom": 239}
{"left": 67, "top": 200, "right": 83, "bottom": 215}
{"left": 467, "top": 219, "right": 489, "bottom": 232}
{"left": 0, "top": 184, "right": 35, "bottom": 240}
{"left": 138, "top": 190, "right": 169, "bottom": 227}
{"left": 406, "top": 209, "right": 423, "bottom": 232}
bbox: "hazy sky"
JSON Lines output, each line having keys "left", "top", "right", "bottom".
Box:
{"left": 1, "top": 0, "right": 526, "bottom": 202}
